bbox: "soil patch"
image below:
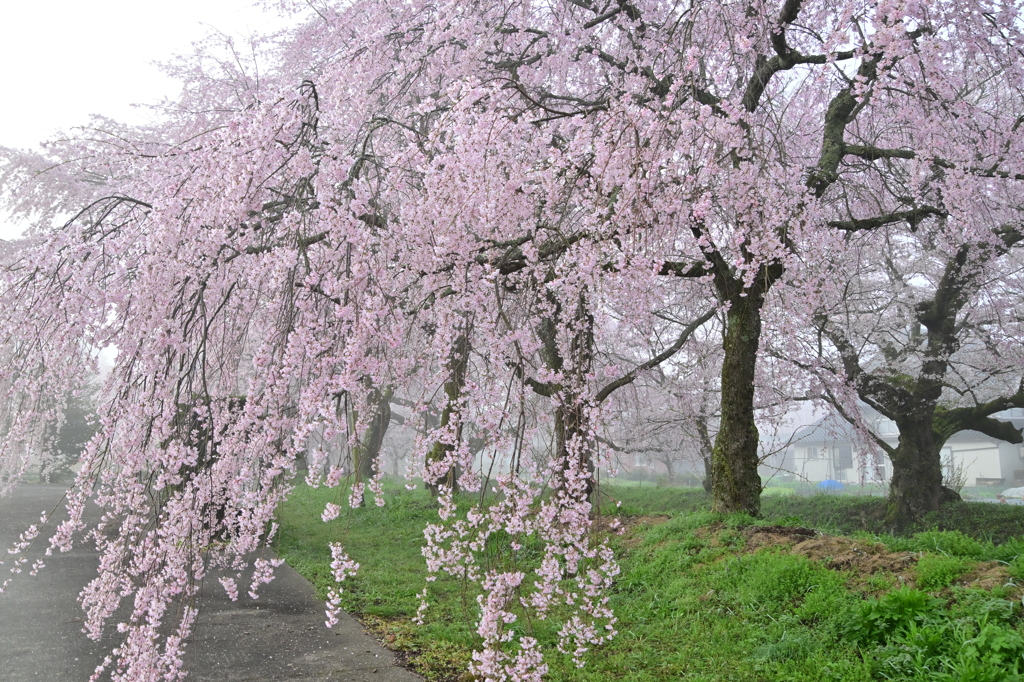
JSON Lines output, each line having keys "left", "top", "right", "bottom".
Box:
{"left": 694, "top": 522, "right": 725, "bottom": 539}
{"left": 957, "top": 562, "right": 1015, "bottom": 591}
{"left": 792, "top": 536, "right": 918, "bottom": 574}
{"left": 354, "top": 613, "right": 470, "bottom": 682}
{"left": 605, "top": 514, "right": 671, "bottom": 548}
{"left": 742, "top": 525, "right": 816, "bottom": 551}
{"left": 742, "top": 525, "right": 919, "bottom": 578}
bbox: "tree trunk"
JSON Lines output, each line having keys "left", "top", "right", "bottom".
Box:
{"left": 711, "top": 294, "right": 764, "bottom": 515}
{"left": 886, "top": 415, "right": 959, "bottom": 528}
{"left": 350, "top": 386, "right": 393, "bottom": 506}
{"left": 356, "top": 387, "right": 392, "bottom": 482}
{"left": 696, "top": 415, "right": 714, "bottom": 493}
{"left": 701, "top": 455, "right": 713, "bottom": 493}
{"left": 537, "top": 293, "right": 596, "bottom": 503}
{"left": 426, "top": 331, "right": 469, "bottom": 496}
{"left": 553, "top": 397, "right": 595, "bottom": 500}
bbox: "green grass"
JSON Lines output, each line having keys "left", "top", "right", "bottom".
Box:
{"left": 595, "top": 484, "right": 710, "bottom": 515}
{"left": 761, "top": 486, "right": 797, "bottom": 497}
{"left": 915, "top": 554, "right": 969, "bottom": 590}
{"left": 597, "top": 485, "right": 1024, "bottom": 544}
{"left": 275, "top": 483, "right": 1024, "bottom": 681}
{"left": 274, "top": 483, "right": 478, "bottom": 679}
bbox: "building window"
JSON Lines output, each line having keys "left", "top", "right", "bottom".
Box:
{"left": 837, "top": 445, "right": 853, "bottom": 469}
{"left": 877, "top": 419, "right": 897, "bottom": 436}
{"left": 940, "top": 447, "right": 953, "bottom": 478}
{"left": 806, "top": 447, "right": 819, "bottom": 460}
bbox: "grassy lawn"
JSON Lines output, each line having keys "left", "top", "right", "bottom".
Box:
{"left": 275, "top": 483, "right": 1024, "bottom": 681}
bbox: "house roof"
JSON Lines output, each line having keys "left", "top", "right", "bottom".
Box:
{"left": 790, "top": 412, "right": 862, "bottom": 445}
{"left": 789, "top": 407, "right": 1024, "bottom": 448}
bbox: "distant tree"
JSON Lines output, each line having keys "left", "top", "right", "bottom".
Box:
{"left": 782, "top": 224, "right": 1024, "bottom": 526}
{"left": 40, "top": 391, "right": 97, "bottom": 483}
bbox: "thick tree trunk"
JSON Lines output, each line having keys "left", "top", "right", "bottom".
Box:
{"left": 711, "top": 294, "right": 764, "bottom": 515}
{"left": 886, "top": 416, "right": 960, "bottom": 528}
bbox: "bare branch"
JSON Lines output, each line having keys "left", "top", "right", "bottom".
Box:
{"left": 595, "top": 307, "right": 716, "bottom": 403}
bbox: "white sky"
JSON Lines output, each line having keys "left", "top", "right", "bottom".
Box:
{"left": 0, "top": 0, "right": 293, "bottom": 238}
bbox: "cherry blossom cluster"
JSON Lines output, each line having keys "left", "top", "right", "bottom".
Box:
{"left": 324, "top": 543, "right": 358, "bottom": 628}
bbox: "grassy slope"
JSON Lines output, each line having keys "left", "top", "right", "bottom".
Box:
{"left": 605, "top": 486, "right": 1024, "bottom": 544}
{"left": 275, "top": 484, "right": 1024, "bottom": 681}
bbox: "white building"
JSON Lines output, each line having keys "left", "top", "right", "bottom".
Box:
{"left": 773, "top": 408, "right": 1024, "bottom": 488}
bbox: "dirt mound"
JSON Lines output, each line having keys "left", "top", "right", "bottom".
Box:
{"left": 743, "top": 525, "right": 817, "bottom": 551}
{"left": 739, "top": 525, "right": 1020, "bottom": 595}
{"left": 739, "top": 525, "right": 919, "bottom": 576}
{"left": 791, "top": 536, "right": 918, "bottom": 574}
{"left": 957, "top": 562, "right": 1015, "bottom": 590}
{"left": 601, "top": 514, "right": 671, "bottom": 548}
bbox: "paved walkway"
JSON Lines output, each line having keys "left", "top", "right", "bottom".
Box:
{"left": 0, "top": 484, "right": 422, "bottom": 682}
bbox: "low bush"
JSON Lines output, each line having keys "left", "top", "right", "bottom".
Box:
{"left": 922, "top": 502, "right": 1024, "bottom": 545}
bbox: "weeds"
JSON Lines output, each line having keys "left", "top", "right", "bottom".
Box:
{"left": 840, "top": 588, "right": 944, "bottom": 646}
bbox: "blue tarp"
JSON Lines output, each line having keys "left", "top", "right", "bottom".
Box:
{"left": 818, "top": 479, "right": 844, "bottom": 490}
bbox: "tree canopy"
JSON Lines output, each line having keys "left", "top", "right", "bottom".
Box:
{"left": 2, "top": 1, "right": 1024, "bottom": 679}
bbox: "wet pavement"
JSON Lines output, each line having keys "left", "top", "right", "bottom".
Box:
{"left": 0, "top": 484, "right": 422, "bottom": 682}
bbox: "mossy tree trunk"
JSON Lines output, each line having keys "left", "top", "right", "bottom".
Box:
{"left": 887, "top": 414, "right": 948, "bottom": 525}
{"left": 552, "top": 389, "right": 596, "bottom": 500}
{"left": 882, "top": 398, "right": 1024, "bottom": 527}
{"left": 534, "top": 293, "right": 596, "bottom": 501}
{"left": 710, "top": 290, "right": 765, "bottom": 515}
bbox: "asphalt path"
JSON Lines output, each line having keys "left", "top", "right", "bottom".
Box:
{"left": 0, "top": 484, "right": 422, "bottom": 682}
